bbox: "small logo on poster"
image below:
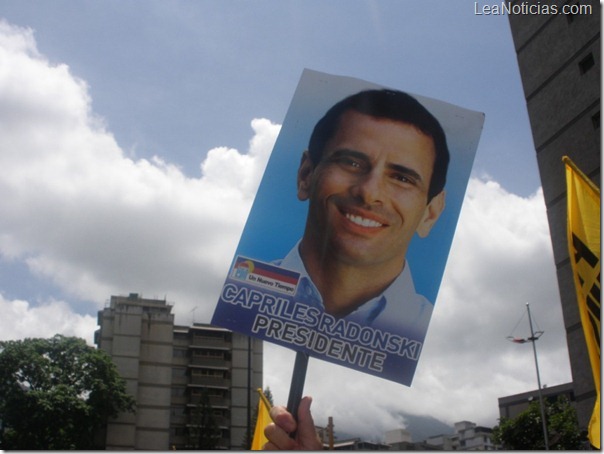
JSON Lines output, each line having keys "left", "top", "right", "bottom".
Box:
{"left": 231, "top": 256, "right": 300, "bottom": 296}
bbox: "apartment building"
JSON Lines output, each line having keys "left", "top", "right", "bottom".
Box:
{"left": 95, "top": 293, "right": 263, "bottom": 450}
{"left": 385, "top": 421, "right": 497, "bottom": 451}
{"left": 498, "top": 382, "right": 575, "bottom": 420}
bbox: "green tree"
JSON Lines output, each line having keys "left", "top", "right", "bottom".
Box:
{"left": 187, "top": 389, "right": 222, "bottom": 450}
{"left": 0, "top": 334, "right": 135, "bottom": 450}
{"left": 493, "top": 396, "right": 584, "bottom": 450}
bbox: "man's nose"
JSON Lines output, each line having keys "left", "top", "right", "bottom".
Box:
{"left": 351, "top": 171, "right": 384, "bottom": 204}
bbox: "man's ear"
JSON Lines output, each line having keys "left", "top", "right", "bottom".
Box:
{"left": 416, "top": 191, "right": 446, "bottom": 238}
{"left": 297, "top": 150, "right": 314, "bottom": 201}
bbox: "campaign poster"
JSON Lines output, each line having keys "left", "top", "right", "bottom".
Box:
{"left": 212, "top": 69, "right": 484, "bottom": 386}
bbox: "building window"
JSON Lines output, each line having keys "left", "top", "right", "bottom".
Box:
{"left": 209, "top": 388, "right": 227, "bottom": 398}
{"left": 174, "top": 348, "right": 188, "bottom": 358}
{"left": 171, "top": 387, "right": 186, "bottom": 397}
{"left": 172, "top": 367, "right": 187, "bottom": 378}
{"left": 592, "top": 111, "right": 600, "bottom": 130}
{"left": 566, "top": 1, "right": 578, "bottom": 23}
{"left": 170, "top": 427, "right": 186, "bottom": 437}
{"left": 579, "top": 53, "right": 595, "bottom": 75}
{"left": 191, "top": 368, "right": 225, "bottom": 378}
{"left": 174, "top": 332, "right": 189, "bottom": 341}
{"left": 193, "top": 349, "right": 224, "bottom": 359}
{"left": 171, "top": 406, "right": 186, "bottom": 417}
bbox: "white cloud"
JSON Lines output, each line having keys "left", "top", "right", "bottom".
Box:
{"left": 0, "top": 20, "right": 278, "bottom": 320}
{"left": 0, "top": 19, "right": 571, "bottom": 441}
{"left": 0, "top": 293, "right": 97, "bottom": 344}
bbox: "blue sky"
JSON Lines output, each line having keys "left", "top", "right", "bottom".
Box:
{"left": 2, "top": 0, "right": 539, "bottom": 192}
{"left": 0, "top": 0, "right": 576, "bottom": 440}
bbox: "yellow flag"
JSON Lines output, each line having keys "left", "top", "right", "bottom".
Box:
{"left": 251, "top": 389, "right": 272, "bottom": 450}
{"left": 564, "top": 156, "right": 600, "bottom": 449}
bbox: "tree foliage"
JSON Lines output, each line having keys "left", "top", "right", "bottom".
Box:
{"left": 0, "top": 334, "right": 135, "bottom": 449}
{"left": 186, "top": 388, "right": 223, "bottom": 450}
{"left": 493, "top": 395, "right": 584, "bottom": 450}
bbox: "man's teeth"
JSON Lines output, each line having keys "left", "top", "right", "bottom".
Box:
{"left": 346, "top": 213, "right": 383, "bottom": 228}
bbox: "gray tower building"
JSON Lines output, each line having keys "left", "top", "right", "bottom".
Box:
{"left": 507, "top": 0, "right": 600, "bottom": 432}
{"left": 95, "top": 293, "right": 263, "bottom": 450}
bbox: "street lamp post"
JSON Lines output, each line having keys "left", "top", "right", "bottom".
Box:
{"left": 507, "top": 303, "right": 549, "bottom": 450}
{"left": 526, "top": 303, "right": 549, "bottom": 451}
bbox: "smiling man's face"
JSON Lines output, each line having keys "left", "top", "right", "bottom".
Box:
{"left": 298, "top": 110, "right": 445, "bottom": 273}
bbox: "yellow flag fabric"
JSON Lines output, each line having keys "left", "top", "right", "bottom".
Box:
{"left": 251, "top": 390, "right": 272, "bottom": 450}
{"left": 564, "top": 156, "right": 600, "bottom": 449}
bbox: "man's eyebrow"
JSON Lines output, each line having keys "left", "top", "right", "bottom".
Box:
{"left": 326, "top": 148, "right": 370, "bottom": 163}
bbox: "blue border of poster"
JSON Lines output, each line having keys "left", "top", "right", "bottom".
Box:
{"left": 212, "top": 69, "right": 484, "bottom": 385}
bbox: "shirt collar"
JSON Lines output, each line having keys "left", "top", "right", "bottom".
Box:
{"left": 278, "top": 241, "right": 417, "bottom": 326}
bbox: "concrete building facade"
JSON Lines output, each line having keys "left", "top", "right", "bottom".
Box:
{"left": 507, "top": 0, "right": 600, "bottom": 431}
{"left": 498, "top": 382, "right": 575, "bottom": 420}
{"left": 424, "top": 421, "right": 497, "bottom": 451}
{"left": 95, "top": 293, "right": 263, "bottom": 450}
{"left": 384, "top": 421, "right": 498, "bottom": 451}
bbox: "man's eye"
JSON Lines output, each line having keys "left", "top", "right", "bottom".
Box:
{"left": 392, "top": 173, "right": 415, "bottom": 185}
{"left": 333, "top": 156, "right": 362, "bottom": 169}
{"left": 343, "top": 158, "right": 361, "bottom": 168}
{"left": 324, "top": 151, "right": 370, "bottom": 172}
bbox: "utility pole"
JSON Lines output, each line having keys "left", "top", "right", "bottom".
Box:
{"left": 526, "top": 303, "right": 549, "bottom": 450}
{"left": 328, "top": 416, "right": 334, "bottom": 450}
{"left": 508, "top": 303, "right": 549, "bottom": 449}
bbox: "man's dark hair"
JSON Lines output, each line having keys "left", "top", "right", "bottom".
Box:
{"left": 307, "top": 89, "right": 449, "bottom": 201}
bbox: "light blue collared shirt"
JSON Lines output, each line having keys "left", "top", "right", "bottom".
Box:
{"left": 275, "top": 241, "right": 433, "bottom": 339}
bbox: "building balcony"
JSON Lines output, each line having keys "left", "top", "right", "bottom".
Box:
{"left": 190, "top": 337, "right": 230, "bottom": 349}
{"left": 189, "top": 376, "right": 231, "bottom": 387}
{"left": 171, "top": 395, "right": 188, "bottom": 406}
{"left": 186, "top": 395, "right": 231, "bottom": 408}
{"left": 172, "top": 376, "right": 188, "bottom": 386}
{"left": 172, "top": 356, "right": 189, "bottom": 366}
{"left": 187, "top": 416, "right": 231, "bottom": 429}
{"left": 189, "top": 357, "right": 231, "bottom": 368}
